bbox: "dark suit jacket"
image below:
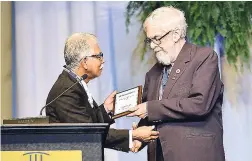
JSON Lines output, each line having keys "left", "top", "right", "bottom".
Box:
{"left": 139, "top": 43, "right": 225, "bottom": 161}
{"left": 46, "top": 70, "right": 129, "bottom": 152}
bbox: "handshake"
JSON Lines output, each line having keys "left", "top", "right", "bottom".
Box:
{"left": 130, "top": 122, "right": 158, "bottom": 153}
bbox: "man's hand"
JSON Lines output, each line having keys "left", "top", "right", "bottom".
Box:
{"left": 128, "top": 102, "right": 148, "bottom": 118}
{"left": 131, "top": 140, "right": 142, "bottom": 153}
{"left": 104, "top": 90, "right": 117, "bottom": 113}
{"left": 132, "top": 126, "right": 159, "bottom": 142}
{"left": 130, "top": 122, "right": 143, "bottom": 153}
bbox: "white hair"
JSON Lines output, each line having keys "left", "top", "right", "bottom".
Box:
{"left": 144, "top": 6, "right": 187, "bottom": 38}
{"left": 64, "top": 33, "right": 97, "bottom": 69}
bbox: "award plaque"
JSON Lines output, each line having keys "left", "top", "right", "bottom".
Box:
{"left": 112, "top": 86, "right": 142, "bottom": 119}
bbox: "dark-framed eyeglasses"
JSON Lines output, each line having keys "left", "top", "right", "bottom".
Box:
{"left": 86, "top": 52, "right": 104, "bottom": 61}
{"left": 144, "top": 30, "right": 172, "bottom": 45}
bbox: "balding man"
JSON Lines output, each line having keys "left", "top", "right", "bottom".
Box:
{"left": 45, "top": 33, "right": 159, "bottom": 152}
{"left": 128, "top": 6, "right": 225, "bottom": 161}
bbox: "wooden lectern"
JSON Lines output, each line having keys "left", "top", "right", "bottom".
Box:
{"left": 1, "top": 123, "right": 109, "bottom": 161}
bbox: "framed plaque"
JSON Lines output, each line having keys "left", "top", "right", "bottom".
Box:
{"left": 112, "top": 86, "right": 142, "bottom": 119}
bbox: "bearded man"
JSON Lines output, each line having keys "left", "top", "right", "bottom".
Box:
{"left": 128, "top": 6, "right": 225, "bottom": 161}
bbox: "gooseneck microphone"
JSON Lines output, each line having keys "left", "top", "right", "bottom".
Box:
{"left": 39, "top": 74, "right": 88, "bottom": 115}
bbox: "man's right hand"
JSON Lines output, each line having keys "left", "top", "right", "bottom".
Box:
{"left": 131, "top": 140, "right": 142, "bottom": 153}
{"left": 130, "top": 122, "right": 142, "bottom": 153}
{"left": 132, "top": 126, "right": 159, "bottom": 142}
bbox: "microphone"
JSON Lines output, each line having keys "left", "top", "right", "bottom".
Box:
{"left": 39, "top": 74, "right": 88, "bottom": 115}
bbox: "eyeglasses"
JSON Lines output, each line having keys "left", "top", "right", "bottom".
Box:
{"left": 144, "top": 30, "right": 172, "bottom": 45}
{"left": 86, "top": 52, "right": 104, "bottom": 61}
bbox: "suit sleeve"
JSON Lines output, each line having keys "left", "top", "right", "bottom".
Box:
{"left": 148, "top": 51, "right": 223, "bottom": 122}
{"left": 98, "top": 104, "right": 115, "bottom": 124}
{"left": 98, "top": 105, "right": 129, "bottom": 152}
{"left": 104, "top": 128, "right": 130, "bottom": 152}
{"left": 50, "top": 89, "right": 129, "bottom": 152}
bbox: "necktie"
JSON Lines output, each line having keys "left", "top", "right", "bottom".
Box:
{"left": 159, "top": 65, "right": 172, "bottom": 99}
{"left": 162, "top": 66, "right": 169, "bottom": 91}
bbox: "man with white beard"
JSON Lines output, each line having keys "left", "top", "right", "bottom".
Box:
{"left": 128, "top": 6, "right": 225, "bottom": 161}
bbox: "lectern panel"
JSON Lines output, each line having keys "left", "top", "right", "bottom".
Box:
{"left": 1, "top": 123, "right": 109, "bottom": 161}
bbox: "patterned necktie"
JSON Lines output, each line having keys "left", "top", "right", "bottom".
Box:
{"left": 159, "top": 65, "right": 172, "bottom": 99}
{"left": 162, "top": 66, "right": 169, "bottom": 91}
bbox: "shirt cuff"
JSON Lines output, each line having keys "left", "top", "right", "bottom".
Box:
{"left": 129, "top": 130, "right": 133, "bottom": 149}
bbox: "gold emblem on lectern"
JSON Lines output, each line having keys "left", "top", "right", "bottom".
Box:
{"left": 23, "top": 152, "right": 50, "bottom": 161}
{"left": 1, "top": 150, "right": 82, "bottom": 161}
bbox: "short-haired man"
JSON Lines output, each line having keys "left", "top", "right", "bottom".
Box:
{"left": 128, "top": 6, "right": 225, "bottom": 161}
{"left": 46, "top": 33, "right": 159, "bottom": 152}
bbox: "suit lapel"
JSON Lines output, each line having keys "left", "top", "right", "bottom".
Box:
{"left": 150, "top": 64, "right": 163, "bottom": 100}
{"left": 162, "top": 43, "right": 193, "bottom": 98}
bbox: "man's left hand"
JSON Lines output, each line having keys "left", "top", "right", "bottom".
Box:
{"left": 127, "top": 102, "right": 148, "bottom": 118}
{"left": 104, "top": 90, "right": 117, "bottom": 113}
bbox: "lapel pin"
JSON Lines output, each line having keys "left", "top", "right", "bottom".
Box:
{"left": 176, "top": 69, "right": 180, "bottom": 74}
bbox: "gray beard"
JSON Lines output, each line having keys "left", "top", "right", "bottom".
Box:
{"left": 156, "top": 51, "right": 172, "bottom": 65}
